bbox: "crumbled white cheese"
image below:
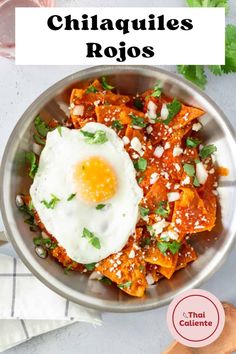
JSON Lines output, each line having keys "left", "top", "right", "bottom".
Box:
{"left": 116, "top": 270, "right": 122, "bottom": 278}
{"left": 152, "top": 219, "right": 169, "bottom": 235}
{"left": 173, "top": 147, "right": 183, "bottom": 157}
{"left": 129, "top": 250, "right": 135, "bottom": 259}
{"left": 94, "top": 100, "right": 101, "bottom": 107}
{"left": 192, "top": 122, "right": 202, "bottom": 131}
{"left": 146, "top": 274, "right": 155, "bottom": 285}
{"left": 181, "top": 176, "right": 190, "bottom": 185}
{"left": 175, "top": 218, "right": 182, "bottom": 225}
{"left": 196, "top": 161, "right": 208, "bottom": 184}
{"left": 168, "top": 192, "right": 180, "bottom": 202}
{"left": 161, "top": 103, "right": 169, "bottom": 120}
{"left": 164, "top": 142, "right": 170, "bottom": 150}
{"left": 73, "top": 105, "right": 84, "bottom": 116}
{"left": 122, "top": 136, "right": 130, "bottom": 145}
{"left": 166, "top": 182, "right": 171, "bottom": 189}
{"left": 174, "top": 184, "right": 180, "bottom": 190}
{"left": 154, "top": 145, "right": 164, "bottom": 158}
{"left": 161, "top": 230, "right": 179, "bottom": 241}
{"left": 150, "top": 172, "right": 158, "bottom": 185}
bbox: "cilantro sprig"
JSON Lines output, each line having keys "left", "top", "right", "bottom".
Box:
{"left": 112, "top": 120, "right": 124, "bottom": 131}
{"left": 129, "top": 113, "right": 147, "bottom": 128}
{"left": 151, "top": 83, "right": 162, "bottom": 98}
{"left": 157, "top": 240, "right": 181, "bottom": 255}
{"left": 178, "top": 2, "right": 236, "bottom": 89}
{"left": 118, "top": 281, "right": 133, "bottom": 289}
{"left": 199, "top": 144, "right": 217, "bottom": 159}
{"left": 25, "top": 152, "right": 38, "bottom": 178}
{"left": 155, "top": 201, "right": 170, "bottom": 218}
{"left": 82, "top": 228, "right": 101, "bottom": 249}
{"left": 86, "top": 85, "right": 98, "bottom": 94}
{"left": 134, "top": 158, "right": 147, "bottom": 172}
{"left": 80, "top": 130, "right": 108, "bottom": 144}
{"left": 101, "top": 77, "right": 114, "bottom": 90}
{"left": 41, "top": 194, "right": 60, "bottom": 209}
{"left": 161, "top": 99, "right": 182, "bottom": 125}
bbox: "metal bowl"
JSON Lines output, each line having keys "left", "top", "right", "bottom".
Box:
{"left": 1, "top": 65, "right": 236, "bottom": 312}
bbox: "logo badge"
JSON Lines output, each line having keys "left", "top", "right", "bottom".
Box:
{"left": 167, "top": 289, "right": 225, "bottom": 347}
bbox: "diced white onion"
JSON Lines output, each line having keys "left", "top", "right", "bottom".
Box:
{"left": 173, "top": 147, "right": 183, "bottom": 157}
{"left": 122, "top": 136, "right": 130, "bottom": 145}
{"left": 73, "top": 105, "right": 84, "bottom": 116}
{"left": 150, "top": 172, "right": 158, "bottom": 185}
{"left": 161, "top": 104, "right": 169, "bottom": 120}
{"left": 147, "top": 100, "right": 157, "bottom": 121}
{"left": 154, "top": 145, "right": 164, "bottom": 158}
{"left": 196, "top": 162, "right": 208, "bottom": 185}
{"left": 168, "top": 192, "right": 180, "bottom": 202}
{"left": 146, "top": 274, "right": 155, "bottom": 285}
{"left": 192, "top": 122, "right": 202, "bottom": 131}
{"left": 152, "top": 219, "right": 169, "bottom": 235}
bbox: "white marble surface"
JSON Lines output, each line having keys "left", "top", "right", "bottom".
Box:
{"left": 0, "top": 0, "right": 236, "bottom": 353}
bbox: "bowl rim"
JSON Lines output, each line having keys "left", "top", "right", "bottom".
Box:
{"left": 1, "top": 65, "right": 236, "bottom": 313}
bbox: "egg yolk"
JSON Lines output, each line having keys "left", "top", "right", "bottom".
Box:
{"left": 74, "top": 157, "right": 118, "bottom": 203}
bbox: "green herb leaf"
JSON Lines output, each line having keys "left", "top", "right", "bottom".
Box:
{"left": 129, "top": 113, "right": 147, "bottom": 128}
{"left": 112, "top": 120, "right": 124, "bottom": 131}
{"left": 183, "top": 163, "right": 195, "bottom": 177}
{"left": 96, "top": 204, "right": 106, "bottom": 210}
{"left": 24, "top": 216, "right": 35, "bottom": 225}
{"left": 33, "top": 134, "right": 45, "bottom": 146}
{"left": 199, "top": 144, "right": 217, "bottom": 159}
{"left": 82, "top": 228, "right": 101, "bottom": 249}
{"left": 25, "top": 152, "right": 38, "bottom": 178}
{"left": 162, "top": 99, "right": 182, "bottom": 125}
{"left": 157, "top": 240, "right": 181, "bottom": 255}
{"left": 64, "top": 264, "right": 73, "bottom": 274}
{"left": 100, "top": 276, "right": 112, "bottom": 285}
{"left": 141, "top": 237, "right": 151, "bottom": 247}
{"left": 84, "top": 263, "right": 97, "bottom": 271}
{"left": 186, "top": 137, "right": 201, "bottom": 148}
{"left": 139, "top": 206, "right": 150, "bottom": 218}
{"left": 34, "top": 116, "right": 49, "bottom": 138}
{"left": 186, "top": 0, "right": 229, "bottom": 12}
{"left": 101, "top": 77, "right": 114, "bottom": 90}
{"left": 67, "top": 193, "right": 76, "bottom": 201}
{"left": 118, "top": 281, "right": 133, "bottom": 289}
{"left": 151, "top": 83, "right": 162, "bottom": 98}
{"left": 133, "top": 97, "right": 143, "bottom": 110}
{"left": 138, "top": 176, "right": 144, "bottom": 184}
{"left": 193, "top": 175, "right": 200, "bottom": 187}
{"left": 41, "top": 194, "right": 60, "bottom": 209}
{"left": 57, "top": 126, "right": 62, "bottom": 136}
{"left": 177, "top": 65, "right": 207, "bottom": 90}
{"left": 134, "top": 158, "right": 147, "bottom": 172}
{"left": 80, "top": 130, "right": 108, "bottom": 144}
{"left": 155, "top": 201, "right": 170, "bottom": 218}
{"left": 147, "top": 225, "right": 155, "bottom": 237}
{"left": 86, "top": 85, "right": 98, "bottom": 94}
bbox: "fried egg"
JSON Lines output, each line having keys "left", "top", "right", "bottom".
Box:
{"left": 30, "top": 122, "right": 143, "bottom": 264}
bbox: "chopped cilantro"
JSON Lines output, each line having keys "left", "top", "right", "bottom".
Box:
{"left": 129, "top": 113, "right": 147, "bottom": 128}
{"left": 151, "top": 82, "right": 162, "bottom": 98}
{"left": 134, "top": 158, "right": 147, "bottom": 172}
{"left": 183, "top": 163, "right": 195, "bottom": 177}
{"left": 155, "top": 201, "right": 170, "bottom": 218}
{"left": 186, "top": 137, "right": 201, "bottom": 148}
{"left": 133, "top": 97, "right": 143, "bottom": 110}
{"left": 86, "top": 85, "right": 98, "bottom": 94}
{"left": 34, "top": 116, "right": 49, "bottom": 137}
{"left": 157, "top": 240, "right": 181, "bottom": 255}
{"left": 96, "top": 204, "right": 106, "bottom": 210}
{"left": 80, "top": 130, "right": 108, "bottom": 144}
{"left": 64, "top": 264, "right": 73, "bottom": 274}
{"left": 100, "top": 276, "right": 112, "bottom": 285}
{"left": 162, "top": 99, "right": 182, "bottom": 125}
{"left": 82, "top": 228, "right": 101, "bottom": 249}
{"left": 101, "top": 77, "right": 114, "bottom": 90}
{"left": 41, "top": 194, "right": 60, "bottom": 209}
{"left": 84, "top": 263, "right": 97, "bottom": 271}
{"left": 118, "top": 281, "right": 132, "bottom": 289}
{"left": 25, "top": 152, "right": 38, "bottom": 178}
{"left": 67, "top": 193, "right": 76, "bottom": 201}
{"left": 57, "top": 126, "right": 62, "bottom": 136}
{"left": 193, "top": 175, "right": 200, "bottom": 187}
{"left": 139, "top": 206, "right": 150, "bottom": 218}
{"left": 199, "top": 144, "right": 217, "bottom": 159}
{"left": 141, "top": 237, "right": 151, "bottom": 247}
{"left": 112, "top": 120, "right": 124, "bottom": 131}
{"left": 33, "top": 134, "right": 45, "bottom": 146}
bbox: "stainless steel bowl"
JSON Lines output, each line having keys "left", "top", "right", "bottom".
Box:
{"left": 1, "top": 65, "right": 236, "bottom": 312}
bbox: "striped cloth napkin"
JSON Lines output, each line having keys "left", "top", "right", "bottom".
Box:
{"left": 0, "top": 251, "right": 101, "bottom": 352}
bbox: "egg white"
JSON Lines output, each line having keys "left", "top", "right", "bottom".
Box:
{"left": 30, "top": 122, "right": 143, "bottom": 264}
